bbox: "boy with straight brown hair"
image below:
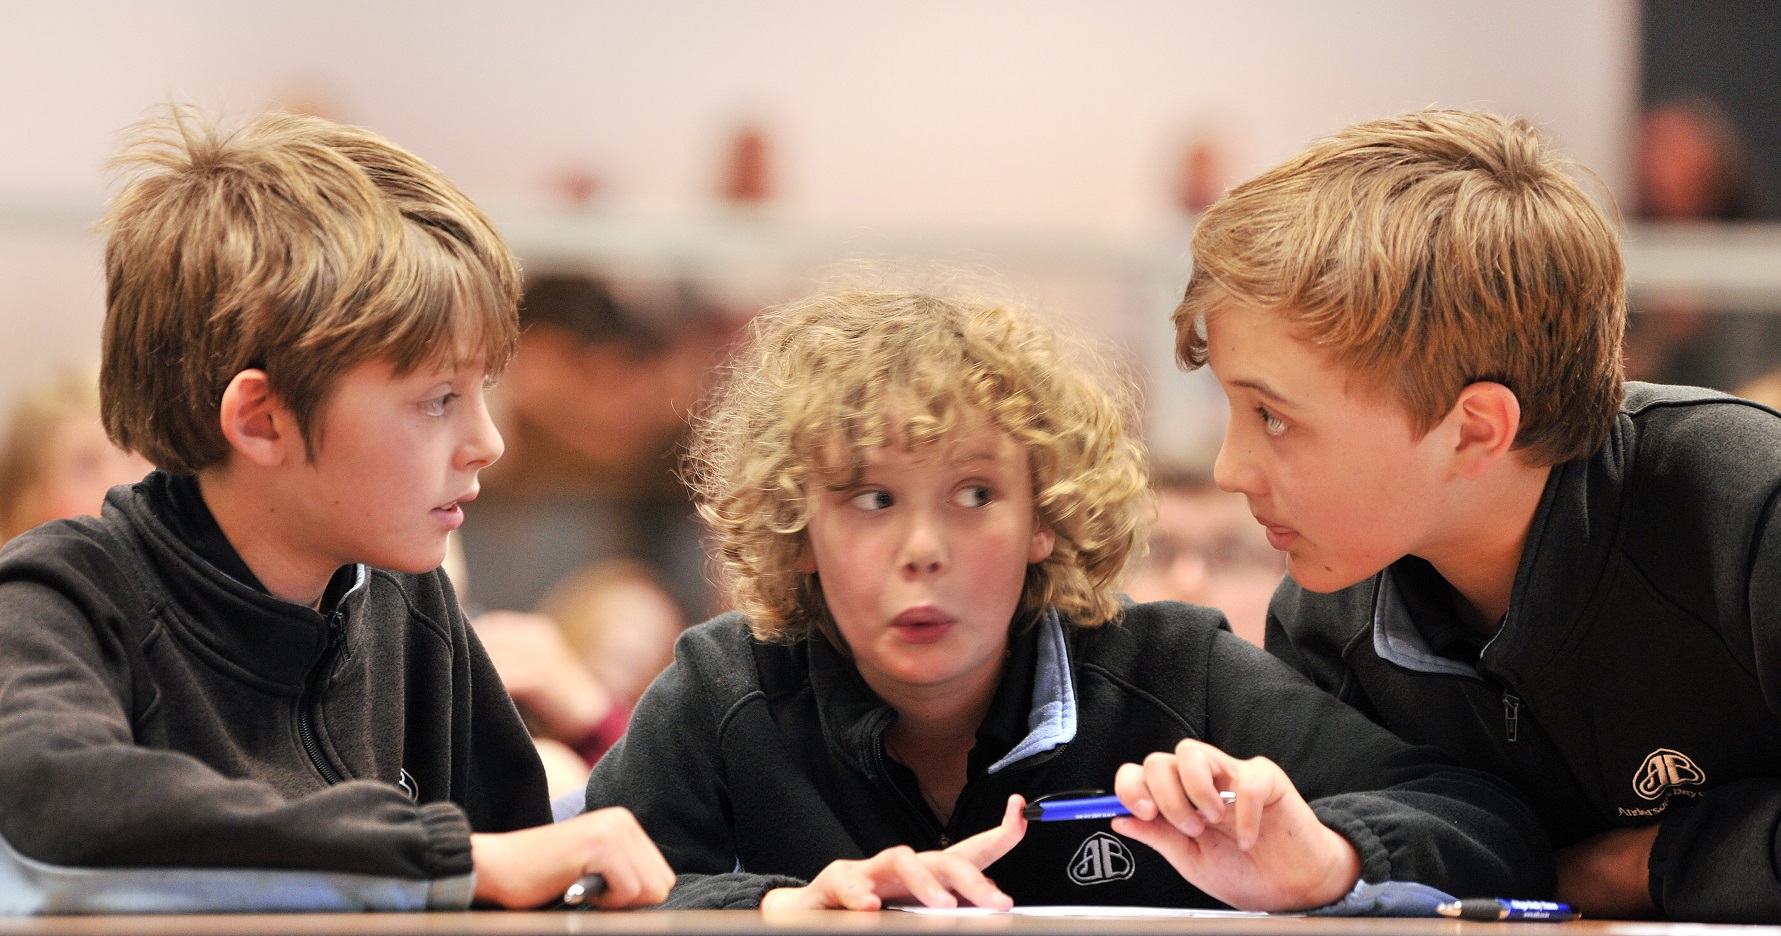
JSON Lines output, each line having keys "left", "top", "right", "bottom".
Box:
{"left": 1175, "top": 109, "right": 1781, "bottom": 923}
{"left": 0, "top": 108, "right": 672, "bottom": 913}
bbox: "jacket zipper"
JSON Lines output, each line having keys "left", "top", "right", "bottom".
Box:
{"left": 296, "top": 609, "right": 347, "bottom": 785}
{"left": 874, "top": 732, "right": 948, "bottom": 846}
{"left": 1502, "top": 691, "right": 1521, "bottom": 743}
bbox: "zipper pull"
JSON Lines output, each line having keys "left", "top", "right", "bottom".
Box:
{"left": 1502, "top": 692, "right": 1521, "bottom": 742}
{"left": 329, "top": 609, "right": 350, "bottom": 663}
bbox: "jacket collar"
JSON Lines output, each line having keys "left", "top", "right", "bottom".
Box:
{"left": 807, "top": 609, "right": 1081, "bottom": 781}
{"left": 106, "top": 478, "right": 370, "bottom": 692}
{"left": 1371, "top": 388, "right": 1652, "bottom": 683}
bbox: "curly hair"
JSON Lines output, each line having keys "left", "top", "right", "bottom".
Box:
{"left": 685, "top": 288, "right": 1149, "bottom": 643}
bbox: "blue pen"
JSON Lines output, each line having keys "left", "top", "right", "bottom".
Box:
{"left": 1022, "top": 791, "right": 1236, "bottom": 822}
{"left": 1436, "top": 899, "right": 1578, "bottom": 922}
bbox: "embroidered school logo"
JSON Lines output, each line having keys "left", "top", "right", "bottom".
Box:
{"left": 1068, "top": 832, "right": 1136, "bottom": 885}
{"left": 397, "top": 768, "right": 420, "bottom": 802}
{"left": 1633, "top": 748, "right": 1704, "bottom": 801}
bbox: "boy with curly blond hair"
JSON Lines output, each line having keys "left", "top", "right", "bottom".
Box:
{"left": 0, "top": 109, "right": 672, "bottom": 913}
{"left": 587, "top": 287, "right": 1551, "bottom": 912}
{"left": 1178, "top": 109, "right": 1781, "bottom": 923}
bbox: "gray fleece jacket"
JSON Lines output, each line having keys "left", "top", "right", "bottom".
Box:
{"left": 0, "top": 473, "right": 550, "bottom": 913}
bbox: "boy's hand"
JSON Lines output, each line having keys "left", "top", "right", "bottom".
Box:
{"left": 474, "top": 611, "right": 613, "bottom": 740}
{"left": 1111, "top": 739, "right": 1360, "bottom": 911}
{"left": 470, "top": 806, "right": 673, "bottom": 909}
{"left": 1555, "top": 824, "right": 1659, "bottom": 919}
{"left": 760, "top": 794, "right": 1027, "bottom": 911}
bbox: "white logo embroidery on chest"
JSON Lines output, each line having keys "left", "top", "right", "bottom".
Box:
{"left": 1633, "top": 748, "right": 1704, "bottom": 801}
{"left": 1068, "top": 832, "right": 1136, "bottom": 885}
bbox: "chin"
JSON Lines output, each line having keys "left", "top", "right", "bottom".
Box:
{"left": 375, "top": 547, "right": 449, "bottom": 576}
{"left": 1285, "top": 557, "right": 1376, "bottom": 594}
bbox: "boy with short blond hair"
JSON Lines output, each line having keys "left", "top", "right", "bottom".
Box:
{"left": 0, "top": 109, "right": 672, "bottom": 913}
{"left": 589, "top": 286, "right": 1551, "bottom": 912}
{"left": 1177, "top": 109, "right": 1781, "bottom": 923}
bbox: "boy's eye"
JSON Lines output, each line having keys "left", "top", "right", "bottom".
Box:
{"left": 422, "top": 393, "right": 459, "bottom": 417}
{"left": 953, "top": 485, "right": 993, "bottom": 508}
{"left": 1258, "top": 406, "right": 1288, "bottom": 437}
{"left": 849, "top": 490, "right": 893, "bottom": 511}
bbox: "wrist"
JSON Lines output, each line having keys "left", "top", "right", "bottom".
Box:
{"left": 1303, "top": 827, "right": 1363, "bottom": 909}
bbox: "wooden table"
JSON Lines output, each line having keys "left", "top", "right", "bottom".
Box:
{"left": 0, "top": 911, "right": 1771, "bottom": 936}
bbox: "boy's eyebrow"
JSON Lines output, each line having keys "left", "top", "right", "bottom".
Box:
{"left": 1231, "top": 378, "right": 1296, "bottom": 406}
{"left": 944, "top": 450, "right": 1000, "bottom": 468}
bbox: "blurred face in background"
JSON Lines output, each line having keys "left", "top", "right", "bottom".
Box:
{"left": 1122, "top": 481, "right": 1286, "bottom": 646}
{"left": 1, "top": 402, "right": 152, "bottom": 540}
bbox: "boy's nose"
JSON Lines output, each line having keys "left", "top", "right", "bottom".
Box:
{"left": 899, "top": 514, "right": 947, "bottom": 577}
{"left": 1212, "top": 428, "right": 1257, "bottom": 496}
{"left": 459, "top": 392, "right": 505, "bottom": 471}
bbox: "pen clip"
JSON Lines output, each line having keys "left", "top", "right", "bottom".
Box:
{"left": 1028, "top": 789, "right": 1107, "bottom": 806}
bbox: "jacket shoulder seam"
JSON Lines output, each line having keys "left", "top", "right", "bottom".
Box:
{"left": 370, "top": 569, "right": 453, "bottom": 648}
{"left": 1078, "top": 661, "right": 1199, "bottom": 738}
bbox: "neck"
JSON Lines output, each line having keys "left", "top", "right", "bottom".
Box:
{"left": 1420, "top": 461, "right": 1552, "bottom": 637}
{"left": 197, "top": 468, "right": 335, "bottom": 608}
{"left": 866, "top": 648, "right": 1006, "bottom": 826}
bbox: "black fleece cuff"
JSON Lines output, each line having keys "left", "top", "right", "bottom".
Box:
{"left": 1312, "top": 804, "right": 1391, "bottom": 884}
{"left": 1646, "top": 798, "right": 1698, "bottom": 918}
{"left": 418, "top": 801, "right": 475, "bottom": 878}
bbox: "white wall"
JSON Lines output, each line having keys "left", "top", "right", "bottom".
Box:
{"left": 0, "top": 0, "right": 1638, "bottom": 441}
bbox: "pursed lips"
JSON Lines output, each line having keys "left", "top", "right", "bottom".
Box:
{"left": 891, "top": 605, "right": 956, "bottom": 643}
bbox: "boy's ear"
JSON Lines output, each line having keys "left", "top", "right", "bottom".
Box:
{"left": 796, "top": 541, "right": 818, "bottom": 574}
{"left": 1448, "top": 381, "right": 1522, "bottom": 480}
{"left": 218, "top": 369, "right": 298, "bottom": 468}
{"left": 1028, "top": 521, "right": 1056, "bottom": 564}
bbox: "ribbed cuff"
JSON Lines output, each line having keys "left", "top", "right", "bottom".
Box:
{"left": 1646, "top": 798, "right": 1697, "bottom": 918}
{"left": 418, "top": 801, "right": 475, "bottom": 878}
{"left": 1311, "top": 804, "right": 1391, "bottom": 884}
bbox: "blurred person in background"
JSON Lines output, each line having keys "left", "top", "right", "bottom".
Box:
{"left": 1636, "top": 96, "right": 1760, "bottom": 222}
{"left": 1121, "top": 465, "right": 1284, "bottom": 646}
{"left": 0, "top": 366, "right": 152, "bottom": 542}
{"left": 1625, "top": 95, "right": 1781, "bottom": 391}
{"left": 458, "top": 272, "right": 730, "bottom": 623}
{"left": 472, "top": 561, "right": 686, "bottom": 801}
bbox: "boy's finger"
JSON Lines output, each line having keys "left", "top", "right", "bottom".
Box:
{"left": 591, "top": 856, "right": 642, "bottom": 908}
{"left": 928, "top": 854, "right": 1012, "bottom": 911}
{"left": 1172, "top": 740, "right": 1230, "bottom": 824}
{"left": 839, "top": 873, "right": 883, "bottom": 911}
{"left": 1111, "top": 815, "right": 1202, "bottom": 872}
{"left": 1229, "top": 757, "right": 1288, "bottom": 851}
{"left": 1143, "top": 752, "right": 1205, "bottom": 835}
{"left": 887, "top": 848, "right": 955, "bottom": 908}
{"left": 1113, "top": 762, "right": 1158, "bottom": 821}
{"left": 636, "top": 836, "right": 676, "bottom": 902}
{"left": 944, "top": 796, "right": 1027, "bottom": 868}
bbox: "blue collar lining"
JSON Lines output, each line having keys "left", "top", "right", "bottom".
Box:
{"left": 987, "top": 608, "right": 1078, "bottom": 774}
{"left": 1370, "top": 572, "right": 1478, "bottom": 679}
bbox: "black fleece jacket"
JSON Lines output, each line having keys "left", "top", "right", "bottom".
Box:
{"left": 1267, "top": 383, "right": 1781, "bottom": 924}
{"left": 0, "top": 473, "right": 549, "bottom": 899}
{"left": 587, "top": 602, "right": 1553, "bottom": 909}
